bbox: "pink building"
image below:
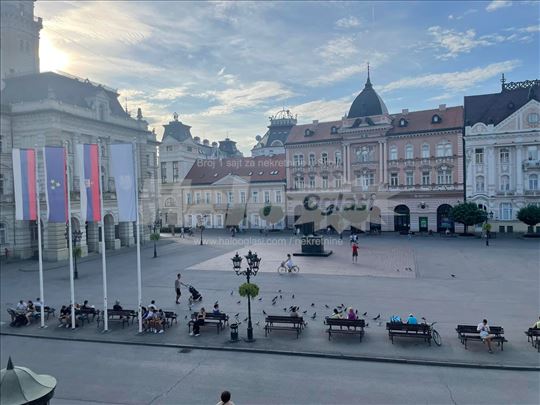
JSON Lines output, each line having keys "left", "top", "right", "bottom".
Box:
{"left": 285, "top": 73, "right": 464, "bottom": 233}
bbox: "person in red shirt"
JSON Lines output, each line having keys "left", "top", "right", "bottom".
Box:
{"left": 352, "top": 242, "right": 359, "bottom": 263}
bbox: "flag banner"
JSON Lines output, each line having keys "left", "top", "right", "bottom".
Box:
{"left": 77, "top": 144, "right": 101, "bottom": 222}
{"left": 12, "top": 148, "right": 37, "bottom": 221}
{"left": 110, "top": 143, "right": 137, "bottom": 222}
{"left": 44, "top": 146, "right": 68, "bottom": 223}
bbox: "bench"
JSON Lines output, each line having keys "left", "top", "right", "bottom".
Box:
{"left": 264, "top": 315, "right": 304, "bottom": 339}
{"left": 35, "top": 305, "right": 56, "bottom": 320}
{"left": 525, "top": 328, "right": 540, "bottom": 352}
{"left": 386, "top": 322, "right": 432, "bottom": 345}
{"left": 325, "top": 318, "right": 365, "bottom": 341}
{"left": 456, "top": 324, "right": 507, "bottom": 351}
{"left": 188, "top": 312, "right": 228, "bottom": 334}
{"left": 96, "top": 309, "right": 136, "bottom": 329}
{"left": 164, "top": 311, "right": 178, "bottom": 328}
{"left": 76, "top": 307, "right": 99, "bottom": 326}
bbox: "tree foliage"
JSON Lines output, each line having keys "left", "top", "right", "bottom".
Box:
{"left": 150, "top": 232, "right": 160, "bottom": 241}
{"left": 238, "top": 282, "right": 259, "bottom": 298}
{"left": 450, "top": 202, "right": 487, "bottom": 232}
{"left": 517, "top": 205, "right": 540, "bottom": 227}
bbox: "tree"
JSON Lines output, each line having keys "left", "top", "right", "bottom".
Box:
{"left": 238, "top": 282, "right": 259, "bottom": 299}
{"left": 450, "top": 202, "right": 487, "bottom": 234}
{"left": 150, "top": 232, "right": 160, "bottom": 258}
{"left": 517, "top": 205, "right": 540, "bottom": 234}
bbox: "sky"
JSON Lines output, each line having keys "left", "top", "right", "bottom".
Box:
{"left": 36, "top": 0, "right": 540, "bottom": 154}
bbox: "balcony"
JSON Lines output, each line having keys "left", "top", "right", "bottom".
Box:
{"left": 523, "top": 160, "right": 540, "bottom": 170}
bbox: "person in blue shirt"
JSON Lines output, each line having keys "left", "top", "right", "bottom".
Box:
{"left": 407, "top": 313, "right": 418, "bottom": 324}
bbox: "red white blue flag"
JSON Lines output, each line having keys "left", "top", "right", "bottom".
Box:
{"left": 12, "top": 148, "right": 38, "bottom": 221}
{"left": 44, "top": 146, "right": 68, "bottom": 223}
{"left": 77, "top": 144, "right": 102, "bottom": 222}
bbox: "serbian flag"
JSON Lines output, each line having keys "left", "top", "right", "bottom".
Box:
{"left": 12, "top": 149, "right": 38, "bottom": 220}
{"left": 44, "top": 146, "right": 68, "bottom": 223}
{"left": 77, "top": 144, "right": 101, "bottom": 222}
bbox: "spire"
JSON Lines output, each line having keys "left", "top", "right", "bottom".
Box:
{"left": 7, "top": 356, "right": 14, "bottom": 370}
{"left": 501, "top": 73, "right": 506, "bottom": 91}
{"left": 365, "top": 62, "right": 372, "bottom": 88}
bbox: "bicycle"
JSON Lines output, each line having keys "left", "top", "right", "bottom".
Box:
{"left": 277, "top": 262, "right": 299, "bottom": 274}
{"left": 423, "top": 320, "right": 442, "bottom": 346}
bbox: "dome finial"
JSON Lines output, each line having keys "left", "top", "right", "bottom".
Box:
{"left": 7, "top": 356, "right": 14, "bottom": 370}
{"left": 367, "top": 62, "right": 371, "bottom": 84}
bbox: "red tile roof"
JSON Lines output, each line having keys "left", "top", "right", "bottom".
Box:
{"left": 183, "top": 155, "right": 286, "bottom": 186}
{"left": 285, "top": 120, "right": 343, "bottom": 145}
{"left": 387, "top": 106, "right": 463, "bottom": 135}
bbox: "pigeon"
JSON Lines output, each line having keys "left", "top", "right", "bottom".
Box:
{"left": 311, "top": 303, "right": 315, "bottom": 307}
{"left": 292, "top": 294, "right": 295, "bottom": 299}
{"left": 256, "top": 321, "right": 260, "bottom": 326}
{"left": 451, "top": 274, "right": 456, "bottom": 278}
{"left": 324, "top": 304, "right": 329, "bottom": 308}
{"left": 311, "top": 312, "right": 317, "bottom": 319}
{"left": 396, "top": 268, "right": 400, "bottom": 272}
{"left": 263, "top": 310, "right": 267, "bottom": 315}
{"left": 243, "top": 317, "right": 248, "bottom": 322}
{"left": 237, "top": 300, "right": 241, "bottom": 304}
{"left": 373, "top": 314, "right": 381, "bottom": 320}
{"left": 272, "top": 301, "right": 276, "bottom": 306}
{"left": 230, "top": 290, "right": 234, "bottom": 296}
{"left": 258, "top": 297, "right": 263, "bottom": 301}
{"left": 279, "top": 295, "right": 282, "bottom": 300}
{"left": 365, "top": 322, "right": 370, "bottom": 327}
{"left": 184, "top": 315, "right": 188, "bottom": 320}
{"left": 363, "top": 312, "right": 368, "bottom": 316}
{"left": 283, "top": 307, "right": 287, "bottom": 312}
{"left": 234, "top": 313, "right": 239, "bottom": 318}
{"left": 278, "top": 289, "right": 282, "bottom": 293}
{"left": 302, "top": 310, "right": 307, "bottom": 314}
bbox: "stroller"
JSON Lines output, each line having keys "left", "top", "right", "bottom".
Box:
{"left": 188, "top": 285, "right": 203, "bottom": 304}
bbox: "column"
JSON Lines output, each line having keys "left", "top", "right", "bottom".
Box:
{"left": 44, "top": 223, "right": 69, "bottom": 261}
{"left": 86, "top": 222, "right": 99, "bottom": 252}
{"left": 378, "top": 141, "right": 384, "bottom": 184}
{"left": 516, "top": 146, "right": 523, "bottom": 194}
{"left": 119, "top": 222, "right": 134, "bottom": 247}
{"left": 487, "top": 146, "right": 496, "bottom": 196}
{"left": 14, "top": 221, "right": 33, "bottom": 260}
{"left": 383, "top": 141, "right": 388, "bottom": 185}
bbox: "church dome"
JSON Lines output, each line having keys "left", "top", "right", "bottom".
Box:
{"left": 347, "top": 71, "right": 388, "bottom": 118}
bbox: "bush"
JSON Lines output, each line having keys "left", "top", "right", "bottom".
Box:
{"left": 238, "top": 282, "right": 259, "bottom": 298}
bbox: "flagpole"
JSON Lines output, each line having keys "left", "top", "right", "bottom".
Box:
{"left": 98, "top": 141, "right": 109, "bottom": 332}
{"left": 133, "top": 140, "right": 143, "bottom": 333}
{"left": 34, "top": 146, "right": 45, "bottom": 328}
{"left": 64, "top": 143, "right": 76, "bottom": 330}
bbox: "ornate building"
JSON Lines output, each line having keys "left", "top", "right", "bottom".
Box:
{"left": 464, "top": 77, "right": 540, "bottom": 233}
{"left": 251, "top": 109, "right": 297, "bottom": 157}
{"left": 284, "top": 71, "right": 465, "bottom": 233}
{"left": 0, "top": 1, "right": 158, "bottom": 260}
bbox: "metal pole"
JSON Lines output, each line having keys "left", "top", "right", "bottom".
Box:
{"left": 64, "top": 144, "right": 76, "bottom": 329}
{"left": 34, "top": 146, "right": 45, "bottom": 328}
{"left": 98, "top": 141, "right": 108, "bottom": 332}
{"left": 246, "top": 271, "right": 253, "bottom": 341}
{"left": 133, "top": 140, "right": 143, "bottom": 333}
{"left": 74, "top": 237, "right": 78, "bottom": 279}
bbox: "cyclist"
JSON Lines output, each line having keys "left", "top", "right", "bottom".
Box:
{"left": 285, "top": 254, "right": 294, "bottom": 272}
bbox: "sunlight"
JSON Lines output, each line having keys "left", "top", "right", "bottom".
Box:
{"left": 39, "top": 31, "right": 69, "bottom": 72}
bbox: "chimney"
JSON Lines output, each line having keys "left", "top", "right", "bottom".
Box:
{"left": 439, "top": 104, "right": 446, "bottom": 111}
{"left": 312, "top": 120, "right": 319, "bottom": 125}
{"left": 401, "top": 108, "right": 409, "bottom": 115}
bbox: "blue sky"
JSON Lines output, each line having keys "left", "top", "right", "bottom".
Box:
{"left": 36, "top": 0, "right": 539, "bottom": 153}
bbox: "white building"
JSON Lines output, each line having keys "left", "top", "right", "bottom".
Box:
{"left": 464, "top": 77, "right": 540, "bottom": 233}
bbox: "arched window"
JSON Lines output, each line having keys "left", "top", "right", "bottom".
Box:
{"left": 335, "top": 151, "right": 342, "bottom": 165}
{"left": 270, "top": 140, "right": 283, "bottom": 147}
{"left": 432, "top": 114, "right": 441, "bottom": 123}
{"left": 529, "top": 174, "right": 538, "bottom": 190}
{"left": 390, "top": 146, "right": 398, "bottom": 161}
{"left": 499, "top": 203, "right": 513, "bottom": 220}
{"left": 500, "top": 175, "right": 510, "bottom": 191}
{"left": 475, "top": 176, "right": 485, "bottom": 192}
{"left": 422, "top": 144, "right": 430, "bottom": 159}
{"left": 308, "top": 153, "right": 315, "bottom": 166}
{"left": 405, "top": 144, "right": 413, "bottom": 160}
{"left": 321, "top": 152, "right": 328, "bottom": 165}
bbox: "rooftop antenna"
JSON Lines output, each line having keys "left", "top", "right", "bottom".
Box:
{"left": 501, "top": 73, "right": 506, "bottom": 91}
{"left": 124, "top": 97, "right": 129, "bottom": 114}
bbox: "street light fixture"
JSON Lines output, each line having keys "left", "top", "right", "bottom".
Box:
{"left": 232, "top": 250, "right": 261, "bottom": 342}
{"left": 198, "top": 214, "right": 208, "bottom": 245}
{"left": 64, "top": 226, "right": 83, "bottom": 279}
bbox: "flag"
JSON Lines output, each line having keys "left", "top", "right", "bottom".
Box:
{"left": 12, "top": 148, "right": 37, "bottom": 220}
{"left": 110, "top": 143, "right": 137, "bottom": 222}
{"left": 77, "top": 144, "right": 101, "bottom": 222}
{"left": 44, "top": 146, "right": 68, "bottom": 223}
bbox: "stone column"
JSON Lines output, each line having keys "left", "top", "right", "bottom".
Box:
{"left": 44, "top": 222, "right": 69, "bottom": 261}
{"left": 378, "top": 141, "right": 384, "bottom": 184}
{"left": 487, "top": 146, "right": 496, "bottom": 196}
{"left": 119, "top": 222, "right": 134, "bottom": 247}
{"left": 383, "top": 142, "right": 388, "bottom": 185}
{"left": 14, "top": 221, "right": 33, "bottom": 259}
{"left": 86, "top": 222, "right": 99, "bottom": 252}
{"left": 516, "top": 146, "right": 523, "bottom": 194}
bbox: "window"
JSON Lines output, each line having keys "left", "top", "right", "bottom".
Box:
{"left": 476, "top": 176, "right": 485, "bottom": 192}
{"left": 437, "top": 169, "right": 452, "bottom": 184}
{"left": 205, "top": 192, "right": 211, "bottom": 204}
{"left": 422, "top": 171, "right": 430, "bottom": 186}
{"left": 422, "top": 144, "right": 429, "bottom": 159}
{"left": 216, "top": 192, "right": 222, "bottom": 204}
{"left": 309, "top": 176, "right": 315, "bottom": 189}
{"left": 187, "top": 146, "right": 193, "bottom": 152}
{"left": 432, "top": 114, "right": 441, "bottom": 123}
{"left": 294, "top": 176, "right": 304, "bottom": 189}
{"left": 334, "top": 176, "right": 342, "bottom": 188}
{"left": 0, "top": 223, "right": 5, "bottom": 245}
{"left": 335, "top": 151, "right": 342, "bottom": 165}
{"left": 252, "top": 191, "right": 258, "bottom": 203}
{"left": 475, "top": 148, "right": 484, "bottom": 164}
{"left": 356, "top": 146, "right": 373, "bottom": 163}
{"left": 160, "top": 162, "right": 167, "bottom": 183}
{"left": 298, "top": 154, "right": 304, "bottom": 166}
{"left": 399, "top": 118, "right": 407, "bottom": 127}
{"left": 406, "top": 171, "right": 414, "bottom": 186}
{"left": 293, "top": 154, "right": 299, "bottom": 167}
{"left": 166, "top": 145, "right": 173, "bottom": 152}
{"left": 529, "top": 174, "right": 538, "bottom": 190}
{"left": 359, "top": 172, "right": 374, "bottom": 188}
{"left": 500, "top": 175, "right": 510, "bottom": 191}
{"left": 527, "top": 146, "right": 538, "bottom": 161}
{"left": 264, "top": 191, "right": 270, "bottom": 203}
{"left": 390, "top": 173, "right": 398, "bottom": 186}
{"left": 195, "top": 192, "right": 201, "bottom": 204}
{"left": 405, "top": 145, "right": 413, "bottom": 160}
{"left": 240, "top": 191, "right": 246, "bottom": 204}
{"left": 275, "top": 190, "right": 282, "bottom": 203}
{"left": 321, "top": 153, "right": 328, "bottom": 165}
{"left": 216, "top": 215, "right": 223, "bottom": 227}
{"left": 172, "top": 161, "right": 179, "bottom": 182}
{"left": 308, "top": 153, "right": 316, "bottom": 166}
{"left": 390, "top": 146, "right": 397, "bottom": 160}
{"left": 528, "top": 113, "right": 539, "bottom": 124}
{"left": 186, "top": 193, "right": 192, "bottom": 205}
{"left": 331, "top": 126, "right": 338, "bottom": 134}
{"left": 499, "top": 203, "right": 513, "bottom": 220}
{"left": 437, "top": 142, "right": 452, "bottom": 157}
{"left": 499, "top": 148, "right": 509, "bottom": 164}
{"left": 227, "top": 191, "right": 233, "bottom": 204}
{"left": 322, "top": 176, "right": 328, "bottom": 189}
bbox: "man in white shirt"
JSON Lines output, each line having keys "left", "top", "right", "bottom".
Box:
{"left": 477, "top": 319, "right": 494, "bottom": 353}
{"left": 16, "top": 300, "right": 27, "bottom": 312}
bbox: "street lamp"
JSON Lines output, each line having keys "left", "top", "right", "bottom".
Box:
{"left": 198, "top": 215, "right": 208, "bottom": 245}
{"left": 232, "top": 250, "right": 261, "bottom": 342}
{"left": 485, "top": 211, "right": 494, "bottom": 246}
{"left": 152, "top": 219, "right": 162, "bottom": 258}
{"left": 65, "top": 226, "right": 83, "bottom": 279}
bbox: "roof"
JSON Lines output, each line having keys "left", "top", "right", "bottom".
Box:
{"left": 183, "top": 155, "right": 286, "bottom": 186}
{"left": 285, "top": 120, "right": 342, "bottom": 145}
{"left": 387, "top": 106, "right": 464, "bottom": 135}
{"left": 218, "top": 138, "right": 242, "bottom": 157}
{"left": 162, "top": 119, "right": 192, "bottom": 142}
{"left": 464, "top": 81, "right": 539, "bottom": 126}
{"left": 348, "top": 75, "right": 388, "bottom": 118}
{"left": 1, "top": 72, "right": 127, "bottom": 117}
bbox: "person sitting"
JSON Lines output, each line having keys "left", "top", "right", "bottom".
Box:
{"left": 148, "top": 300, "right": 157, "bottom": 311}
{"left": 347, "top": 308, "right": 357, "bottom": 320}
{"left": 113, "top": 300, "right": 123, "bottom": 311}
{"left": 390, "top": 315, "right": 402, "bottom": 323}
{"left": 406, "top": 313, "right": 418, "bottom": 324}
{"left": 217, "top": 390, "right": 235, "bottom": 405}
{"left": 532, "top": 316, "right": 540, "bottom": 329}
{"left": 151, "top": 309, "right": 165, "bottom": 334}
{"left": 16, "top": 300, "right": 27, "bottom": 312}
{"left": 143, "top": 307, "right": 156, "bottom": 332}
{"left": 58, "top": 305, "right": 76, "bottom": 328}
{"left": 190, "top": 307, "right": 206, "bottom": 337}
{"left": 25, "top": 300, "right": 37, "bottom": 325}
{"left": 290, "top": 306, "right": 299, "bottom": 317}
{"left": 81, "top": 300, "right": 93, "bottom": 309}
{"left": 330, "top": 308, "right": 343, "bottom": 319}
{"left": 477, "top": 319, "right": 494, "bottom": 353}
{"left": 35, "top": 297, "right": 45, "bottom": 308}
{"left": 212, "top": 304, "right": 221, "bottom": 315}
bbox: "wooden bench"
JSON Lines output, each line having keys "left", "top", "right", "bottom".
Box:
{"left": 35, "top": 305, "right": 56, "bottom": 320}
{"left": 456, "top": 324, "right": 507, "bottom": 351}
{"left": 386, "top": 322, "right": 432, "bottom": 345}
{"left": 76, "top": 308, "right": 99, "bottom": 326}
{"left": 525, "top": 328, "right": 540, "bottom": 352}
{"left": 325, "top": 318, "right": 365, "bottom": 341}
{"left": 164, "top": 311, "right": 178, "bottom": 328}
{"left": 188, "top": 312, "right": 229, "bottom": 334}
{"left": 96, "top": 310, "right": 136, "bottom": 329}
{"left": 264, "top": 315, "right": 304, "bottom": 339}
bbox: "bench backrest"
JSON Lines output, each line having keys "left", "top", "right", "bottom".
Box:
{"left": 78, "top": 307, "right": 98, "bottom": 315}
{"left": 456, "top": 324, "right": 504, "bottom": 334}
{"left": 107, "top": 310, "right": 134, "bottom": 317}
{"left": 386, "top": 322, "right": 429, "bottom": 332}
{"left": 266, "top": 315, "right": 304, "bottom": 324}
{"left": 191, "top": 312, "right": 227, "bottom": 320}
{"left": 526, "top": 328, "right": 540, "bottom": 336}
{"left": 326, "top": 318, "right": 365, "bottom": 327}
{"left": 164, "top": 311, "right": 177, "bottom": 318}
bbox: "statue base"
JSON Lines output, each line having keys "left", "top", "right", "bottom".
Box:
{"left": 293, "top": 235, "right": 333, "bottom": 257}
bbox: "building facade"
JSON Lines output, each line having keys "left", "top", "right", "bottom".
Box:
{"left": 464, "top": 78, "right": 540, "bottom": 233}
{"left": 284, "top": 73, "right": 465, "bottom": 233}
{"left": 181, "top": 156, "right": 286, "bottom": 230}
{"left": 251, "top": 109, "right": 297, "bottom": 157}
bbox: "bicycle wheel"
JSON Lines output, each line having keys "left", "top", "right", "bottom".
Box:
{"left": 277, "top": 265, "right": 287, "bottom": 274}
{"left": 291, "top": 265, "right": 300, "bottom": 273}
{"left": 432, "top": 329, "right": 442, "bottom": 346}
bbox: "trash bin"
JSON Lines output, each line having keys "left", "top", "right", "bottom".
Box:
{"left": 230, "top": 323, "right": 238, "bottom": 341}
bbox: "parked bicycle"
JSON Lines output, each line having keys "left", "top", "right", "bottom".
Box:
{"left": 423, "top": 319, "right": 442, "bottom": 346}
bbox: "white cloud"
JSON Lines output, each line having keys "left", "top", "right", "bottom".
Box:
{"left": 153, "top": 86, "right": 191, "bottom": 101}
{"left": 486, "top": 1, "right": 512, "bottom": 12}
{"left": 378, "top": 60, "right": 521, "bottom": 93}
{"left": 317, "top": 36, "right": 360, "bottom": 60}
{"left": 284, "top": 98, "right": 351, "bottom": 123}
{"left": 428, "top": 26, "right": 506, "bottom": 59}
{"left": 335, "top": 16, "right": 360, "bottom": 29}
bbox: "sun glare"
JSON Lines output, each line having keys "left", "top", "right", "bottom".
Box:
{"left": 39, "top": 32, "right": 69, "bottom": 73}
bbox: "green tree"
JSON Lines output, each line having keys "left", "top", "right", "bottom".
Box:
{"left": 517, "top": 205, "right": 540, "bottom": 233}
{"left": 238, "top": 282, "right": 259, "bottom": 299}
{"left": 450, "top": 202, "right": 487, "bottom": 234}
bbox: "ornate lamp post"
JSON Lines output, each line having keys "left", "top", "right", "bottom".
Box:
{"left": 232, "top": 250, "right": 261, "bottom": 342}
{"left": 152, "top": 219, "right": 162, "bottom": 258}
{"left": 198, "top": 214, "right": 208, "bottom": 245}
{"left": 485, "top": 211, "right": 494, "bottom": 246}
{"left": 65, "top": 226, "right": 83, "bottom": 279}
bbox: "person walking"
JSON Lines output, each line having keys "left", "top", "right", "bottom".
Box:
{"left": 352, "top": 241, "right": 359, "bottom": 263}
{"left": 175, "top": 274, "right": 182, "bottom": 304}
